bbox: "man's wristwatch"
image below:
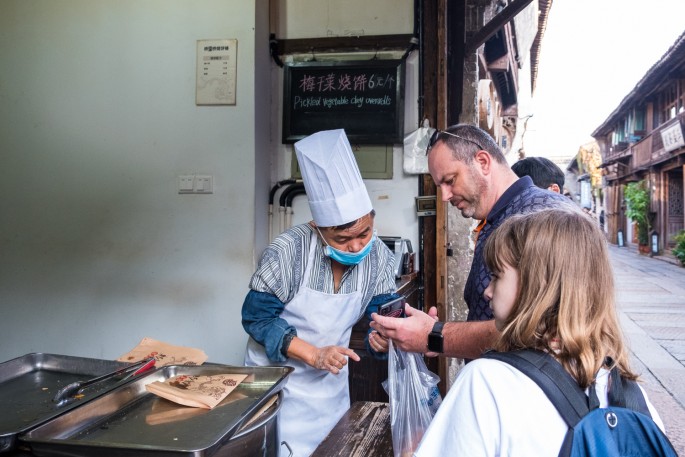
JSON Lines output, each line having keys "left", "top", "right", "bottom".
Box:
{"left": 427, "top": 322, "right": 444, "bottom": 353}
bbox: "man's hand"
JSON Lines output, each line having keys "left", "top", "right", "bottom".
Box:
{"left": 312, "top": 345, "right": 361, "bottom": 374}
{"left": 371, "top": 304, "right": 439, "bottom": 355}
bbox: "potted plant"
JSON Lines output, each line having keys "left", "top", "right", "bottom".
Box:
{"left": 624, "top": 180, "right": 650, "bottom": 253}
{"left": 672, "top": 230, "right": 685, "bottom": 267}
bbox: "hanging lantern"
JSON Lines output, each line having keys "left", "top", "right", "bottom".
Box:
{"left": 651, "top": 230, "right": 659, "bottom": 256}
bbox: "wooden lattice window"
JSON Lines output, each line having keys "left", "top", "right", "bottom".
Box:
{"left": 669, "top": 176, "right": 683, "bottom": 217}
{"left": 658, "top": 81, "right": 679, "bottom": 124}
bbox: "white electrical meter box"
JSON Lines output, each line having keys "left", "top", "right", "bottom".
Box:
{"left": 196, "top": 39, "right": 237, "bottom": 105}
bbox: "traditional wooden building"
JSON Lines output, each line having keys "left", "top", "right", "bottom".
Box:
{"left": 593, "top": 31, "right": 685, "bottom": 253}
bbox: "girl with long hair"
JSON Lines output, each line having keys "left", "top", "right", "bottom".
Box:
{"left": 414, "top": 209, "right": 665, "bottom": 456}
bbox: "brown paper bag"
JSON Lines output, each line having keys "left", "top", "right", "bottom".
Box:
{"left": 145, "top": 398, "right": 209, "bottom": 425}
{"left": 117, "top": 337, "right": 208, "bottom": 367}
{"left": 146, "top": 374, "right": 248, "bottom": 409}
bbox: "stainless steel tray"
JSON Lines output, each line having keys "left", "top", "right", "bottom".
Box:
{"left": 0, "top": 353, "right": 133, "bottom": 453}
{"left": 21, "top": 364, "right": 293, "bottom": 457}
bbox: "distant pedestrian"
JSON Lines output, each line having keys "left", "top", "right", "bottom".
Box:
{"left": 511, "top": 156, "right": 565, "bottom": 193}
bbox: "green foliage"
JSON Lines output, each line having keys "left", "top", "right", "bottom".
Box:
{"left": 624, "top": 181, "right": 650, "bottom": 245}
{"left": 672, "top": 230, "right": 685, "bottom": 266}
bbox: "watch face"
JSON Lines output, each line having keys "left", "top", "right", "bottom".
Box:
{"left": 428, "top": 332, "right": 443, "bottom": 353}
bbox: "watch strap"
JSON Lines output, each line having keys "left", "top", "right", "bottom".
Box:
{"left": 431, "top": 321, "right": 445, "bottom": 334}
{"left": 427, "top": 321, "right": 445, "bottom": 353}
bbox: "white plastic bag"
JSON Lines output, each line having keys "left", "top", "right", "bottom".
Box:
{"left": 383, "top": 340, "right": 442, "bottom": 457}
{"left": 403, "top": 119, "right": 435, "bottom": 174}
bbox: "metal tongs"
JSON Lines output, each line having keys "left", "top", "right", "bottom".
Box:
{"left": 52, "top": 357, "right": 156, "bottom": 405}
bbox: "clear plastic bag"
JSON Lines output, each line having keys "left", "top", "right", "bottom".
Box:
{"left": 402, "top": 119, "right": 435, "bottom": 175}
{"left": 383, "top": 340, "right": 442, "bottom": 457}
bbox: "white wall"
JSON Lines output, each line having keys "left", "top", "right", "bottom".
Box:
{"left": 274, "top": 0, "right": 413, "bottom": 39}
{"left": 0, "top": 0, "right": 264, "bottom": 364}
{"left": 267, "top": 1, "right": 420, "bottom": 252}
{"left": 0, "top": 0, "right": 418, "bottom": 365}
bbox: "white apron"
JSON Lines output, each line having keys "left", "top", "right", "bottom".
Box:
{"left": 245, "top": 236, "right": 366, "bottom": 457}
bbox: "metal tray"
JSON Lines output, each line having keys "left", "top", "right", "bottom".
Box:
{"left": 21, "top": 364, "right": 293, "bottom": 457}
{"left": 0, "top": 353, "right": 133, "bottom": 453}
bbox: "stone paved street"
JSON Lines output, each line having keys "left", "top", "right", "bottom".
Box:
{"left": 610, "top": 245, "right": 685, "bottom": 454}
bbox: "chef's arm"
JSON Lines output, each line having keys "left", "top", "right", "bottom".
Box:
{"left": 241, "top": 290, "right": 296, "bottom": 363}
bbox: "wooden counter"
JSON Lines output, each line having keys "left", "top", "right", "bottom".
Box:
{"left": 311, "top": 401, "right": 393, "bottom": 457}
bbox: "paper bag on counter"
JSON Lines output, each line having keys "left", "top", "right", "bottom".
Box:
{"left": 145, "top": 398, "right": 209, "bottom": 425}
{"left": 117, "top": 337, "right": 208, "bottom": 367}
{"left": 146, "top": 374, "right": 248, "bottom": 409}
{"left": 146, "top": 390, "right": 249, "bottom": 425}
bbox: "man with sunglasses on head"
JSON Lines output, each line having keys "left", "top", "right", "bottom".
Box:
{"left": 372, "top": 124, "right": 573, "bottom": 360}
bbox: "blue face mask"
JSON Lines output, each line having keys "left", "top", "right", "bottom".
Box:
{"left": 317, "top": 228, "right": 376, "bottom": 266}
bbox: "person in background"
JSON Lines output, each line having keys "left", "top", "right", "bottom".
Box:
{"left": 511, "top": 156, "right": 565, "bottom": 193}
{"left": 242, "top": 129, "right": 398, "bottom": 456}
{"left": 371, "top": 124, "right": 573, "bottom": 360}
{"left": 414, "top": 209, "right": 665, "bottom": 456}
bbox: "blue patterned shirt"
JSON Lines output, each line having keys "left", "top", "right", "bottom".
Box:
{"left": 465, "top": 176, "right": 576, "bottom": 321}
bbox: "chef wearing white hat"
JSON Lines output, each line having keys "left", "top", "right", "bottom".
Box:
{"left": 242, "top": 129, "right": 399, "bottom": 456}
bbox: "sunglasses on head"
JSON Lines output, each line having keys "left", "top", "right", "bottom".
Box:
{"left": 426, "top": 129, "right": 484, "bottom": 154}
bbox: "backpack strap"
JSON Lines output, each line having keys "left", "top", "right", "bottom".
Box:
{"left": 609, "top": 367, "right": 652, "bottom": 418}
{"left": 482, "top": 349, "right": 590, "bottom": 428}
{"left": 483, "top": 349, "right": 657, "bottom": 457}
{"left": 483, "top": 350, "right": 653, "bottom": 419}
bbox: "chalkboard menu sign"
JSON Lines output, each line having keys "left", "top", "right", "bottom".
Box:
{"left": 283, "top": 60, "right": 405, "bottom": 144}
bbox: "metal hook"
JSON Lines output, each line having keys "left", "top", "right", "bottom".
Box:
{"left": 280, "top": 441, "right": 293, "bottom": 456}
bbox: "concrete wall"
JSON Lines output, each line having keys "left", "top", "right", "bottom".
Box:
{"left": 0, "top": 0, "right": 266, "bottom": 364}
{"left": 273, "top": 0, "right": 413, "bottom": 39}
{"left": 0, "top": 0, "right": 418, "bottom": 365}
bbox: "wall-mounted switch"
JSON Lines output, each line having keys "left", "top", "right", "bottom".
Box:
{"left": 195, "top": 175, "right": 213, "bottom": 193}
{"left": 178, "top": 174, "right": 213, "bottom": 194}
{"left": 178, "top": 175, "right": 194, "bottom": 193}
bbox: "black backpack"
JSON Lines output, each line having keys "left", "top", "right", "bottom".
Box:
{"left": 482, "top": 349, "right": 678, "bottom": 457}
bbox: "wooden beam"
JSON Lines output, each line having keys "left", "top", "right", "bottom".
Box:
{"left": 465, "top": 0, "right": 535, "bottom": 54}
{"left": 420, "top": 0, "right": 441, "bottom": 394}
{"left": 447, "top": 0, "right": 466, "bottom": 124}
{"left": 435, "top": 0, "right": 450, "bottom": 399}
{"left": 275, "top": 34, "right": 414, "bottom": 55}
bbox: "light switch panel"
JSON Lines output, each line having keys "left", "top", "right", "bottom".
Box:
{"left": 178, "top": 175, "right": 194, "bottom": 193}
{"left": 178, "top": 174, "right": 213, "bottom": 194}
{"left": 195, "top": 175, "right": 213, "bottom": 194}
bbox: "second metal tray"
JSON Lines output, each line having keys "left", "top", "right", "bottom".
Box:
{"left": 21, "top": 364, "right": 293, "bottom": 457}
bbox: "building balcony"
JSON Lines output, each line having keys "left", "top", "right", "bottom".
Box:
{"left": 602, "top": 111, "right": 685, "bottom": 180}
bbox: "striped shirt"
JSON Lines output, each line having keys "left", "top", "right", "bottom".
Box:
{"left": 250, "top": 223, "right": 397, "bottom": 304}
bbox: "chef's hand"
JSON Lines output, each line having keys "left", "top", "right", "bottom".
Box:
{"left": 371, "top": 304, "right": 439, "bottom": 356}
{"left": 313, "top": 345, "right": 361, "bottom": 375}
{"left": 368, "top": 330, "right": 389, "bottom": 353}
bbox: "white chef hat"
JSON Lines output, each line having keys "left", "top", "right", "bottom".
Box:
{"left": 295, "top": 129, "right": 373, "bottom": 227}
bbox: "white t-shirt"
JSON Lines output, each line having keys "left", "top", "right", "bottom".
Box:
{"left": 414, "top": 358, "right": 665, "bottom": 457}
